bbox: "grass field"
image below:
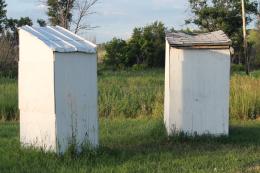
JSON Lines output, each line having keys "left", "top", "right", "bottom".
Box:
{"left": 1, "top": 69, "right": 260, "bottom": 120}
{"left": 1, "top": 119, "right": 260, "bottom": 173}
{"left": 0, "top": 69, "right": 260, "bottom": 172}
{"left": 0, "top": 77, "right": 18, "bottom": 121}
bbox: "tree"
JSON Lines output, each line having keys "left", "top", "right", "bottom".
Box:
{"left": 248, "top": 14, "right": 260, "bottom": 69}
{"left": 47, "top": 0, "right": 75, "bottom": 29}
{"left": 46, "top": 0, "right": 59, "bottom": 25}
{"left": 0, "top": 17, "right": 33, "bottom": 77}
{"left": 0, "top": 1, "right": 33, "bottom": 77}
{"left": 5, "top": 17, "right": 33, "bottom": 40}
{"left": 187, "top": 0, "right": 258, "bottom": 35}
{"left": 37, "top": 19, "right": 47, "bottom": 27}
{"left": 126, "top": 28, "right": 145, "bottom": 66}
{"left": 44, "top": 0, "right": 99, "bottom": 33}
{"left": 72, "top": 0, "right": 99, "bottom": 34}
{"left": 141, "top": 21, "right": 165, "bottom": 67}
{"left": 128, "top": 21, "right": 166, "bottom": 67}
{"left": 0, "top": 35, "right": 18, "bottom": 77}
{"left": 248, "top": 29, "right": 259, "bottom": 68}
{"left": 0, "top": 0, "right": 7, "bottom": 32}
{"left": 187, "top": 0, "right": 258, "bottom": 60}
{"left": 104, "top": 21, "right": 166, "bottom": 68}
{"left": 104, "top": 38, "right": 128, "bottom": 69}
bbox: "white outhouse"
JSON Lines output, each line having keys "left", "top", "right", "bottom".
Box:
{"left": 19, "top": 26, "right": 98, "bottom": 153}
{"left": 164, "top": 30, "right": 231, "bottom": 136}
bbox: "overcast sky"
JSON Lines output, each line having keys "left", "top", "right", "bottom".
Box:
{"left": 5, "top": 0, "right": 198, "bottom": 43}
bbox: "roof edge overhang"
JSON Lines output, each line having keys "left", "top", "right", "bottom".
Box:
{"left": 53, "top": 50, "right": 97, "bottom": 54}
{"left": 169, "top": 44, "right": 231, "bottom": 49}
{"left": 166, "top": 30, "right": 232, "bottom": 49}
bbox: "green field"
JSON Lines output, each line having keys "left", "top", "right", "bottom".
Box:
{"left": 1, "top": 69, "right": 260, "bottom": 120}
{"left": 0, "top": 77, "right": 18, "bottom": 121}
{"left": 0, "top": 69, "right": 260, "bottom": 172}
{"left": 1, "top": 119, "right": 260, "bottom": 172}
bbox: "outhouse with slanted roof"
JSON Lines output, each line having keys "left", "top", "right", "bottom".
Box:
{"left": 19, "top": 26, "right": 98, "bottom": 154}
{"left": 164, "top": 30, "right": 231, "bottom": 136}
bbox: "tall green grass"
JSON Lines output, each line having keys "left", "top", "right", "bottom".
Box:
{"left": 98, "top": 69, "right": 164, "bottom": 118}
{"left": 230, "top": 75, "right": 260, "bottom": 120}
{"left": 0, "top": 69, "right": 260, "bottom": 121}
{"left": 0, "top": 77, "right": 18, "bottom": 121}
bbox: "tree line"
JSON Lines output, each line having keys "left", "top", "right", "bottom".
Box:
{"left": 103, "top": 21, "right": 168, "bottom": 69}
{"left": 1, "top": 0, "right": 260, "bottom": 76}
{"left": 0, "top": 0, "right": 33, "bottom": 77}
{"left": 103, "top": 0, "right": 260, "bottom": 71}
{"left": 0, "top": 0, "right": 98, "bottom": 77}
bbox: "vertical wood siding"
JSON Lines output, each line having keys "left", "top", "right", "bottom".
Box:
{"left": 165, "top": 48, "right": 230, "bottom": 135}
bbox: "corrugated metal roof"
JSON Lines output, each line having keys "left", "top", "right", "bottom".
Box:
{"left": 20, "top": 25, "right": 96, "bottom": 53}
{"left": 166, "top": 30, "right": 231, "bottom": 48}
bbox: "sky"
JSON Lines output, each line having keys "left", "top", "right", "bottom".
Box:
{"left": 6, "top": 0, "right": 195, "bottom": 43}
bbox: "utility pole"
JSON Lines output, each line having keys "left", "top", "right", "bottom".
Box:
{"left": 241, "top": 0, "right": 249, "bottom": 75}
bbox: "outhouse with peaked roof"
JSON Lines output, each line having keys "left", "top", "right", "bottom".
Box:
{"left": 19, "top": 26, "right": 98, "bottom": 153}
{"left": 164, "top": 30, "right": 231, "bottom": 136}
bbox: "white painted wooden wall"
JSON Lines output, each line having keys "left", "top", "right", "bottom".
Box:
{"left": 19, "top": 29, "right": 98, "bottom": 154}
{"left": 54, "top": 52, "right": 98, "bottom": 153}
{"left": 164, "top": 45, "right": 230, "bottom": 136}
{"left": 19, "top": 29, "right": 57, "bottom": 151}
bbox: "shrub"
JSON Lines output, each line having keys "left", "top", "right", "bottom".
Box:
{"left": 231, "top": 64, "right": 245, "bottom": 74}
{"left": 131, "top": 64, "right": 147, "bottom": 71}
{"left": 0, "top": 36, "right": 18, "bottom": 78}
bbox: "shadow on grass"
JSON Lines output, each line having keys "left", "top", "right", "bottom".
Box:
{"left": 1, "top": 119, "right": 260, "bottom": 172}
{"left": 99, "top": 119, "right": 260, "bottom": 150}
{"left": 72, "top": 119, "right": 260, "bottom": 169}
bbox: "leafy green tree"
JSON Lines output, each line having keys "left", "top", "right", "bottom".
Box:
{"left": 127, "top": 21, "right": 166, "bottom": 67}
{"left": 248, "top": 29, "right": 259, "bottom": 67}
{"left": 248, "top": 14, "right": 260, "bottom": 69}
{"left": 141, "top": 21, "right": 165, "bottom": 67}
{"left": 1, "top": 17, "right": 33, "bottom": 76}
{"left": 0, "top": 0, "right": 7, "bottom": 32}
{"left": 5, "top": 17, "right": 33, "bottom": 41}
{"left": 47, "top": 0, "right": 59, "bottom": 25}
{"left": 187, "top": 0, "right": 257, "bottom": 35}
{"left": 47, "top": 0, "right": 75, "bottom": 29}
{"left": 187, "top": 0, "right": 258, "bottom": 63}
{"left": 0, "top": 1, "right": 32, "bottom": 77}
{"left": 5, "top": 17, "right": 33, "bottom": 31}
{"left": 37, "top": 19, "right": 47, "bottom": 27}
{"left": 104, "top": 21, "right": 166, "bottom": 69}
{"left": 126, "top": 28, "right": 145, "bottom": 66}
{"left": 104, "top": 38, "right": 128, "bottom": 69}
